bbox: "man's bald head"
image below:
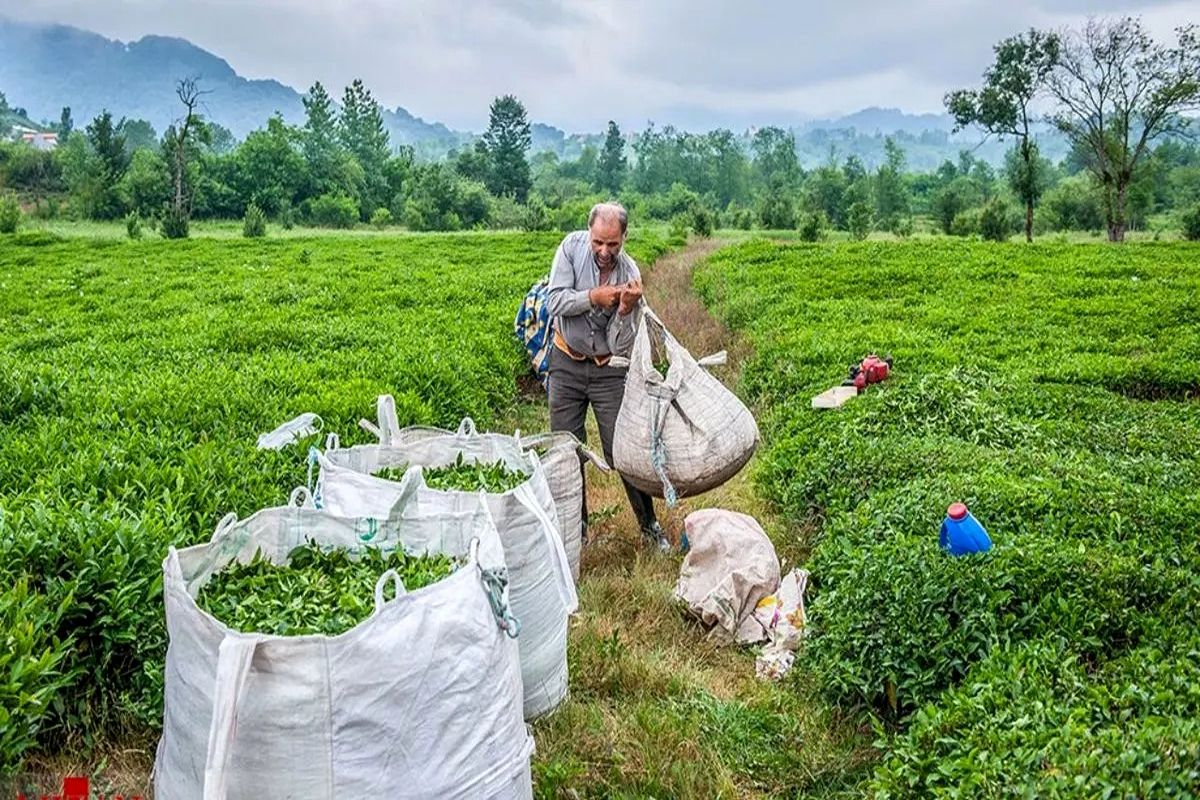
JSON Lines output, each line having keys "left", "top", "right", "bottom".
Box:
{"left": 588, "top": 202, "right": 628, "bottom": 235}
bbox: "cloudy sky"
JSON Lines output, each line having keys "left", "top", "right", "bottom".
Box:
{"left": 3, "top": 0, "right": 1197, "bottom": 131}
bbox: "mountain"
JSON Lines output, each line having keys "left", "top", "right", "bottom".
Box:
{"left": 0, "top": 16, "right": 466, "bottom": 151}
{"left": 815, "top": 106, "right": 958, "bottom": 135}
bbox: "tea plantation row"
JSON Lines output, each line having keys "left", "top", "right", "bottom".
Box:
{"left": 695, "top": 240, "right": 1200, "bottom": 796}
{"left": 0, "top": 229, "right": 669, "bottom": 770}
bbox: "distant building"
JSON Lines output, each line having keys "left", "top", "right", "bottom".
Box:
{"left": 20, "top": 130, "right": 59, "bottom": 151}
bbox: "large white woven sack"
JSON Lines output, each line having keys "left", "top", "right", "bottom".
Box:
{"left": 517, "top": 430, "right": 609, "bottom": 582}
{"left": 358, "top": 396, "right": 608, "bottom": 581}
{"left": 613, "top": 307, "right": 759, "bottom": 502}
{"left": 154, "top": 478, "right": 532, "bottom": 800}
{"left": 313, "top": 420, "right": 578, "bottom": 720}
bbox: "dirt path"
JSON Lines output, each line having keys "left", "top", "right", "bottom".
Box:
{"left": 522, "top": 236, "right": 875, "bottom": 799}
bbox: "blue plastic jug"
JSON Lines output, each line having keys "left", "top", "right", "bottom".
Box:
{"left": 939, "top": 503, "right": 992, "bottom": 555}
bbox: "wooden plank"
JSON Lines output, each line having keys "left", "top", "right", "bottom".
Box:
{"left": 811, "top": 385, "right": 858, "bottom": 410}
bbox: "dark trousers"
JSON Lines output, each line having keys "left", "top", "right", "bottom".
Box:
{"left": 547, "top": 346, "right": 658, "bottom": 532}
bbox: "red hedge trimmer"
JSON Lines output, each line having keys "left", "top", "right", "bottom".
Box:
{"left": 812, "top": 353, "right": 894, "bottom": 409}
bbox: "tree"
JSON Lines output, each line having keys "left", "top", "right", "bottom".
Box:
{"left": 454, "top": 142, "right": 492, "bottom": 184}
{"left": 116, "top": 118, "right": 158, "bottom": 153}
{"left": 340, "top": 79, "right": 391, "bottom": 217}
{"left": 752, "top": 126, "right": 801, "bottom": 190}
{"left": 119, "top": 149, "right": 170, "bottom": 217}
{"left": 757, "top": 176, "right": 797, "bottom": 229}
{"left": 164, "top": 77, "right": 210, "bottom": 237}
{"left": 302, "top": 81, "right": 352, "bottom": 197}
{"left": 58, "top": 106, "right": 73, "bottom": 140}
{"left": 931, "top": 176, "right": 979, "bottom": 235}
{"left": 946, "top": 29, "right": 1060, "bottom": 241}
{"left": 481, "top": 95, "right": 532, "bottom": 202}
{"left": 596, "top": 121, "right": 627, "bottom": 195}
{"left": 706, "top": 129, "right": 750, "bottom": 207}
{"left": 1047, "top": 17, "right": 1200, "bottom": 242}
{"left": 873, "top": 137, "right": 910, "bottom": 232}
{"left": 206, "top": 123, "right": 237, "bottom": 156}
{"left": 84, "top": 110, "right": 129, "bottom": 219}
{"left": 1003, "top": 143, "right": 1052, "bottom": 231}
{"left": 235, "top": 115, "right": 307, "bottom": 214}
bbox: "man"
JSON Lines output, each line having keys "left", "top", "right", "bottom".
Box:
{"left": 546, "top": 202, "right": 669, "bottom": 551}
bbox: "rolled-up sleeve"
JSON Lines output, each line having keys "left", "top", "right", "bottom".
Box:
{"left": 547, "top": 239, "right": 592, "bottom": 318}
{"left": 608, "top": 302, "right": 642, "bottom": 357}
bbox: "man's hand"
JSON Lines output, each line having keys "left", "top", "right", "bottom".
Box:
{"left": 619, "top": 279, "right": 643, "bottom": 315}
{"left": 589, "top": 284, "right": 623, "bottom": 310}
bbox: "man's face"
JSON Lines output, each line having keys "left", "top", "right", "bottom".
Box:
{"left": 589, "top": 218, "right": 624, "bottom": 270}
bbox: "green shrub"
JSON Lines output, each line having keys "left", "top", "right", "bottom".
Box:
{"left": 667, "top": 214, "right": 689, "bottom": 246}
{"left": 950, "top": 208, "right": 980, "bottom": 237}
{"left": 727, "top": 204, "right": 755, "bottom": 230}
{"left": 847, "top": 201, "right": 871, "bottom": 240}
{"left": 278, "top": 200, "right": 296, "bottom": 230}
{"left": 798, "top": 211, "right": 824, "bottom": 242}
{"left": 1181, "top": 203, "right": 1200, "bottom": 241}
{"left": 696, "top": 240, "right": 1200, "bottom": 795}
{"left": 807, "top": 531, "right": 1164, "bottom": 715}
{"left": 308, "top": 192, "right": 359, "bottom": 229}
{"left": 520, "top": 197, "right": 552, "bottom": 232}
{"left": 758, "top": 189, "right": 797, "bottom": 230}
{"left": 242, "top": 202, "right": 267, "bottom": 238}
{"left": 160, "top": 206, "right": 189, "bottom": 239}
{"left": 125, "top": 211, "right": 142, "bottom": 240}
{"left": 0, "top": 191, "right": 21, "bottom": 234}
{"left": 893, "top": 216, "right": 914, "bottom": 238}
{"left": 979, "top": 198, "right": 1012, "bottom": 242}
{"left": 369, "top": 207, "right": 393, "bottom": 229}
{"left": 690, "top": 205, "right": 714, "bottom": 238}
{"left": 488, "top": 195, "right": 525, "bottom": 230}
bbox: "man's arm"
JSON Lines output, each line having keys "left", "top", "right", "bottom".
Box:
{"left": 607, "top": 300, "right": 642, "bottom": 356}
{"left": 547, "top": 239, "right": 592, "bottom": 318}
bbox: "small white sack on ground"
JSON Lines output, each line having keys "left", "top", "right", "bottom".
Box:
{"left": 313, "top": 417, "right": 577, "bottom": 720}
{"left": 613, "top": 307, "right": 759, "bottom": 504}
{"left": 753, "top": 568, "right": 810, "bottom": 681}
{"left": 673, "top": 508, "right": 781, "bottom": 645}
{"left": 155, "top": 477, "right": 533, "bottom": 800}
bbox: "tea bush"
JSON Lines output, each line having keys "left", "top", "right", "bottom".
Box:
{"left": 697, "top": 239, "right": 1200, "bottom": 790}
{"left": 0, "top": 229, "right": 669, "bottom": 769}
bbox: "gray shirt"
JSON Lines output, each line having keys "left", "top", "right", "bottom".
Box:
{"left": 547, "top": 230, "right": 643, "bottom": 359}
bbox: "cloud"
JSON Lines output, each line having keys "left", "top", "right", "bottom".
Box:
{"left": 1, "top": 0, "right": 1193, "bottom": 130}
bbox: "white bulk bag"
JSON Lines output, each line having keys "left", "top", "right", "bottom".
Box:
{"left": 613, "top": 307, "right": 759, "bottom": 503}
{"left": 516, "top": 430, "right": 609, "bottom": 582}
{"left": 357, "top": 395, "right": 607, "bottom": 580}
{"left": 154, "top": 478, "right": 532, "bottom": 800}
{"left": 313, "top": 421, "right": 578, "bottom": 720}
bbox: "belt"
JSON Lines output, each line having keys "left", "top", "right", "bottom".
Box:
{"left": 554, "top": 329, "right": 612, "bottom": 367}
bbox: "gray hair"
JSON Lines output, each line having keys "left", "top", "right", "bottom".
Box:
{"left": 588, "top": 202, "right": 628, "bottom": 235}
